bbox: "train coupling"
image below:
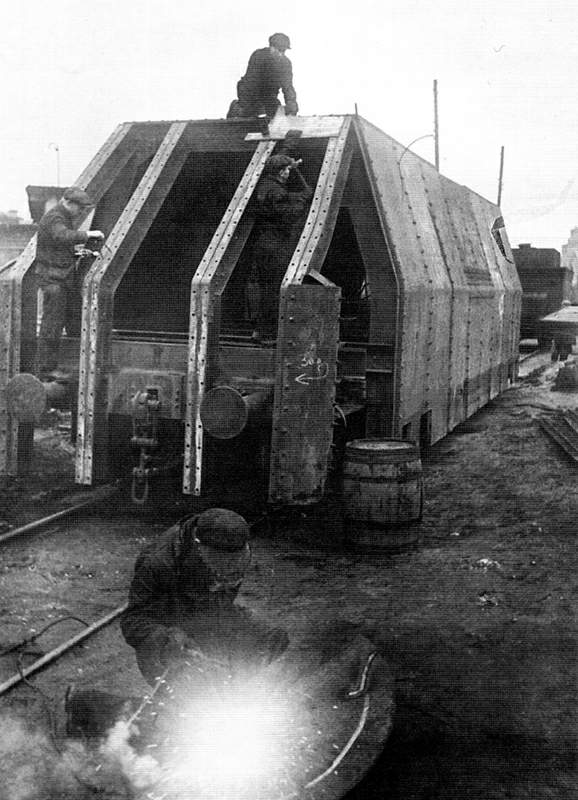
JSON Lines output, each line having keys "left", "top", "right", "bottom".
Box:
{"left": 130, "top": 388, "right": 160, "bottom": 505}
{"left": 128, "top": 387, "right": 182, "bottom": 505}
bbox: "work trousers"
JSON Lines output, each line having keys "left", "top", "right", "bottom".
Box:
{"left": 36, "top": 274, "right": 81, "bottom": 377}
{"left": 227, "top": 96, "right": 280, "bottom": 119}
{"left": 251, "top": 232, "right": 295, "bottom": 335}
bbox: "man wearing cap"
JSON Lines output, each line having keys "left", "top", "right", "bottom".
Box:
{"left": 227, "top": 33, "right": 298, "bottom": 119}
{"left": 121, "top": 508, "right": 289, "bottom": 685}
{"left": 35, "top": 186, "right": 104, "bottom": 380}
{"left": 249, "top": 152, "right": 313, "bottom": 341}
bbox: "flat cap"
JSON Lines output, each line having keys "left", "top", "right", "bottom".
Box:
{"left": 63, "top": 186, "right": 94, "bottom": 207}
{"left": 194, "top": 508, "right": 250, "bottom": 552}
{"left": 269, "top": 32, "right": 291, "bottom": 50}
{"left": 265, "top": 154, "right": 294, "bottom": 175}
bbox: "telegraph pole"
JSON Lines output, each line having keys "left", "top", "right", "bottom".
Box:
{"left": 497, "top": 145, "right": 505, "bottom": 207}
{"left": 433, "top": 79, "right": 440, "bottom": 171}
{"left": 49, "top": 143, "right": 61, "bottom": 187}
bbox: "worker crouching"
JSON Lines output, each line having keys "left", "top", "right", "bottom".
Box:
{"left": 121, "top": 508, "right": 289, "bottom": 685}
{"left": 227, "top": 32, "right": 298, "bottom": 119}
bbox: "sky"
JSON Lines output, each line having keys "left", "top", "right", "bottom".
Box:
{"left": 1, "top": 0, "right": 577, "bottom": 250}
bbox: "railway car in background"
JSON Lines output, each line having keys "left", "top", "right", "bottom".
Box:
{"left": 0, "top": 114, "right": 520, "bottom": 507}
{"left": 512, "top": 243, "right": 572, "bottom": 347}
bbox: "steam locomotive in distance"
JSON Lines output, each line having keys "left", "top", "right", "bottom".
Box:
{"left": 0, "top": 114, "right": 520, "bottom": 507}
{"left": 512, "top": 243, "right": 572, "bottom": 346}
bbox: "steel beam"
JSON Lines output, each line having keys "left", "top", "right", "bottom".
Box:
{"left": 76, "top": 122, "right": 189, "bottom": 485}
{"left": 183, "top": 141, "right": 275, "bottom": 495}
{"left": 281, "top": 118, "right": 352, "bottom": 288}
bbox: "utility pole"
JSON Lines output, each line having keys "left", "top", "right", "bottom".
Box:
{"left": 433, "top": 79, "right": 439, "bottom": 171}
{"left": 497, "top": 145, "right": 505, "bottom": 207}
{"left": 49, "top": 143, "right": 61, "bottom": 187}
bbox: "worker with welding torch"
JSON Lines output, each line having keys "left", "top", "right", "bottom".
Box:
{"left": 35, "top": 186, "right": 104, "bottom": 381}
{"left": 121, "top": 508, "right": 289, "bottom": 685}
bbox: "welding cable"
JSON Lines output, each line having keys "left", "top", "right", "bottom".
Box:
{"left": 15, "top": 653, "right": 62, "bottom": 753}
{"left": 8, "top": 617, "right": 89, "bottom": 754}
{"left": 397, "top": 134, "right": 434, "bottom": 167}
{"left": 347, "top": 651, "right": 377, "bottom": 699}
{"left": 305, "top": 693, "right": 371, "bottom": 790}
{"left": 0, "top": 615, "right": 89, "bottom": 657}
{"left": 276, "top": 693, "right": 372, "bottom": 800}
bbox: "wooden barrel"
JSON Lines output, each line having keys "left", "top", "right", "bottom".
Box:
{"left": 343, "top": 439, "right": 423, "bottom": 552}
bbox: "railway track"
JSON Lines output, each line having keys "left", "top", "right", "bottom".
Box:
{"left": 0, "top": 496, "right": 177, "bottom": 702}
{"left": 0, "top": 484, "right": 119, "bottom": 548}
{"left": 539, "top": 409, "right": 578, "bottom": 462}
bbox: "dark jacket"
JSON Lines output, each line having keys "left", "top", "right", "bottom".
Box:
{"left": 121, "top": 523, "right": 271, "bottom": 683}
{"left": 254, "top": 173, "right": 313, "bottom": 269}
{"left": 238, "top": 47, "right": 297, "bottom": 107}
{"left": 36, "top": 203, "right": 88, "bottom": 279}
{"left": 255, "top": 174, "right": 312, "bottom": 239}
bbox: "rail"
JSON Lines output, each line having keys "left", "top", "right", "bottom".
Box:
{"left": 539, "top": 410, "right": 578, "bottom": 462}
{"left": 0, "top": 604, "right": 128, "bottom": 698}
{"left": 0, "top": 484, "right": 119, "bottom": 547}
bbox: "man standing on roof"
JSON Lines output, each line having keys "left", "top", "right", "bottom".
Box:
{"left": 227, "top": 33, "right": 298, "bottom": 119}
{"left": 121, "top": 508, "right": 289, "bottom": 685}
{"left": 35, "top": 186, "right": 104, "bottom": 380}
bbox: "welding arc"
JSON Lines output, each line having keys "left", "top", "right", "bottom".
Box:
{"left": 0, "top": 604, "right": 128, "bottom": 698}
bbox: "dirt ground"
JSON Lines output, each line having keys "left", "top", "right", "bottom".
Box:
{"left": 0, "top": 352, "right": 576, "bottom": 799}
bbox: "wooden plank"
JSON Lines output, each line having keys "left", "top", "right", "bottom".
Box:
{"left": 245, "top": 115, "right": 346, "bottom": 141}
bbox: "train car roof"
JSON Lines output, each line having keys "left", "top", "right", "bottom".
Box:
{"left": 112, "top": 114, "right": 501, "bottom": 209}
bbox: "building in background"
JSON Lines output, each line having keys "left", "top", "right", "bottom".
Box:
{"left": 0, "top": 186, "right": 65, "bottom": 268}
{"left": 561, "top": 228, "right": 578, "bottom": 302}
{"left": 0, "top": 209, "right": 35, "bottom": 267}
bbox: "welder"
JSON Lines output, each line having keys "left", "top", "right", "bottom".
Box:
{"left": 227, "top": 32, "right": 298, "bottom": 119}
{"left": 249, "top": 152, "right": 313, "bottom": 341}
{"left": 35, "top": 186, "right": 104, "bottom": 380}
{"left": 121, "top": 508, "right": 289, "bottom": 684}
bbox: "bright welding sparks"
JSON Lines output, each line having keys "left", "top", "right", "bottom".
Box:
{"left": 161, "top": 678, "right": 297, "bottom": 797}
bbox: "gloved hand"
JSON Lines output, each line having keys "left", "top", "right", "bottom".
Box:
{"left": 265, "top": 627, "right": 290, "bottom": 662}
{"left": 87, "top": 230, "right": 104, "bottom": 239}
{"left": 285, "top": 100, "right": 298, "bottom": 116}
